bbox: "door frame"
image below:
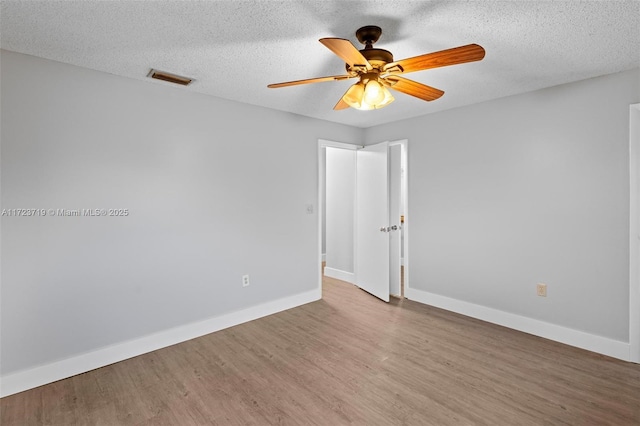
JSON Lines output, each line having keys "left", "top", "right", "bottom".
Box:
{"left": 388, "top": 139, "right": 409, "bottom": 296}
{"left": 317, "top": 138, "right": 409, "bottom": 297}
{"left": 630, "top": 103, "right": 640, "bottom": 363}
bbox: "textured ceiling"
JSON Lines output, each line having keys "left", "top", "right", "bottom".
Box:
{"left": 1, "top": 1, "right": 639, "bottom": 128}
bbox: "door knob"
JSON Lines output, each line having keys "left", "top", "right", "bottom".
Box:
{"left": 380, "top": 227, "right": 388, "bottom": 232}
{"left": 390, "top": 225, "right": 398, "bottom": 231}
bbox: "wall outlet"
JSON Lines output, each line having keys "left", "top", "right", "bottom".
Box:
{"left": 536, "top": 283, "right": 547, "bottom": 297}
{"left": 242, "top": 275, "right": 250, "bottom": 287}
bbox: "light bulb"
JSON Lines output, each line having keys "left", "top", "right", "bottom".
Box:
{"left": 363, "top": 79, "right": 385, "bottom": 105}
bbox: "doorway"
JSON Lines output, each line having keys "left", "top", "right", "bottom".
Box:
{"left": 318, "top": 139, "right": 409, "bottom": 300}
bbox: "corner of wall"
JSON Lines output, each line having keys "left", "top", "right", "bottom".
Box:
{"left": 0, "top": 289, "right": 320, "bottom": 398}
{"left": 405, "top": 287, "right": 631, "bottom": 361}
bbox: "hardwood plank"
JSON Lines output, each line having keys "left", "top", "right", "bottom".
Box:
{"left": 2, "top": 274, "right": 639, "bottom": 425}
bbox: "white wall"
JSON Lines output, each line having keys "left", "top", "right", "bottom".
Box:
{"left": 325, "top": 147, "right": 355, "bottom": 276}
{"left": 364, "top": 68, "right": 640, "bottom": 350}
{"left": 0, "top": 50, "right": 360, "bottom": 382}
{"left": 2, "top": 47, "right": 638, "bottom": 395}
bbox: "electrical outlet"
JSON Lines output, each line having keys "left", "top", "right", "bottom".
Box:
{"left": 536, "top": 283, "right": 547, "bottom": 297}
{"left": 242, "top": 275, "right": 250, "bottom": 287}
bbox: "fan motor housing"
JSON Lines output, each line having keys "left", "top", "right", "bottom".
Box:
{"left": 344, "top": 25, "right": 394, "bottom": 71}
{"left": 345, "top": 48, "right": 393, "bottom": 72}
{"left": 361, "top": 48, "right": 393, "bottom": 64}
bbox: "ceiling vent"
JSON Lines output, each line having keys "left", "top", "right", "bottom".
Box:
{"left": 147, "top": 69, "right": 193, "bottom": 86}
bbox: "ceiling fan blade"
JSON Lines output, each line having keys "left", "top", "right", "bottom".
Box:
{"left": 319, "top": 38, "right": 372, "bottom": 70}
{"left": 268, "top": 74, "right": 352, "bottom": 88}
{"left": 333, "top": 97, "right": 350, "bottom": 110}
{"left": 384, "top": 76, "right": 444, "bottom": 102}
{"left": 384, "top": 44, "right": 485, "bottom": 74}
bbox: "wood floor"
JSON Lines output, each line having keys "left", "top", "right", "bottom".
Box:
{"left": 2, "top": 275, "right": 639, "bottom": 425}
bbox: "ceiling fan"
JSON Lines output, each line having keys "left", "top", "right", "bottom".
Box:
{"left": 268, "top": 25, "right": 485, "bottom": 111}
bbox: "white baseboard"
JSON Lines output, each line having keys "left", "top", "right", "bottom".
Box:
{"left": 0, "top": 288, "right": 321, "bottom": 398}
{"left": 405, "top": 287, "right": 630, "bottom": 361}
{"left": 324, "top": 267, "right": 355, "bottom": 284}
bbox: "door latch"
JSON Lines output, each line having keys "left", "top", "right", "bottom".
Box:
{"left": 380, "top": 225, "right": 400, "bottom": 232}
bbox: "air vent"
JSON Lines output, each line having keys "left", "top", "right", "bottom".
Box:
{"left": 147, "top": 69, "right": 193, "bottom": 86}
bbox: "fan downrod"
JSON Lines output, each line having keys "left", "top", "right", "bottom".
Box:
{"left": 351, "top": 25, "right": 393, "bottom": 66}
{"left": 356, "top": 25, "right": 382, "bottom": 49}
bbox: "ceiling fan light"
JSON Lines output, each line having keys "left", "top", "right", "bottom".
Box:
{"left": 356, "top": 101, "right": 375, "bottom": 111}
{"left": 363, "top": 79, "right": 385, "bottom": 105}
{"left": 375, "top": 86, "right": 394, "bottom": 109}
{"left": 343, "top": 79, "right": 393, "bottom": 111}
{"left": 360, "top": 82, "right": 394, "bottom": 110}
{"left": 343, "top": 82, "right": 365, "bottom": 109}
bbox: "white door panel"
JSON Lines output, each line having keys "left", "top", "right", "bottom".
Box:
{"left": 356, "top": 142, "right": 390, "bottom": 302}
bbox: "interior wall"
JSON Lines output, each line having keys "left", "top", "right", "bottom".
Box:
{"left": 2, "top": 47, "right": 637, "bottom": 384}
{"left": 0, "top": 50, "right": 360, "bottom": 376}
{"left": 364, "top": 68, "right": 640, "bottom": 343}
{"left": 325, "top": 147, "right": 355, "bottom": 275}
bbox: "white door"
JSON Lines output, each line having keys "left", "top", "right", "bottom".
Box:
{"left": 356, "top": 142, "right": 390, "bottom": 302}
